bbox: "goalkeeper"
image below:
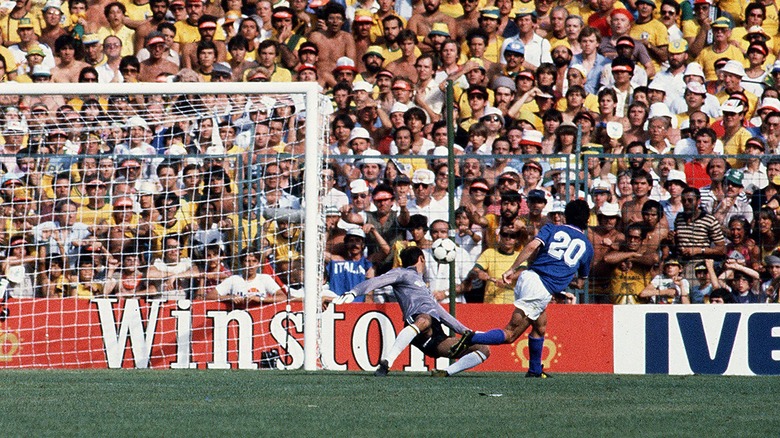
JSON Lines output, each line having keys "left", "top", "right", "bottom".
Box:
{"left": 333, "top": 246, "right": 489, "bottom": 377}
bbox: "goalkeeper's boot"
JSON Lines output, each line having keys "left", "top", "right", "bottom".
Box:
{"left": 448, "top": 330, "right": 474, "bottom": 357}
{"left": 430, "top": 370, "right": 449, "bottom": 378}
{"left": 374, "top": 359, "right": 389, "bottom": 377}
{"left": 525, "top": 367, "right": 551, "bottom": 378}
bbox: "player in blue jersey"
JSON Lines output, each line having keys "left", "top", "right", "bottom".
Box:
{"left": 450, "top": 199, "right": 593, "bottom": 377}
{"left": 333, "top": 246, "right": 491, "bottom": 377}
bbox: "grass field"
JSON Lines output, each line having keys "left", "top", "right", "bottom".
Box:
{"left": 1, "top": 370, "right": 778, "bottom": 437}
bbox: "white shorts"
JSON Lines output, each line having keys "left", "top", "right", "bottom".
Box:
{"left": 513, "top": 270, "right": 552, "bottom": 321}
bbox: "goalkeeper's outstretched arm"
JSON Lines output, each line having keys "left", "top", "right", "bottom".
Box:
{"left": 345, "top": 269, "right": 405, "bottom": 300}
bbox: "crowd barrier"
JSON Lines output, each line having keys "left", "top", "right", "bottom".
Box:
{"left": 1, "top": 299, "right": 777, "bottom": 375}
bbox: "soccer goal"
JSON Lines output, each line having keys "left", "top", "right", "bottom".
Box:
{"left": 0, "top": 82, "right": 329, "bottom": 371}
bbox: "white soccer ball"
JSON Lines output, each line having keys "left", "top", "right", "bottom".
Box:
{"left": 431, "top": 238, "right": 458, "bottom": 264}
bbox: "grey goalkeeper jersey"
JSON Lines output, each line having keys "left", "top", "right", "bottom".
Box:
{"left": 348, "top": 267, "right": 469, "bottom": 335}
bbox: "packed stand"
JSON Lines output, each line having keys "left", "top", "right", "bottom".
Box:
{"left": 1, "top": 0, "right": 780, "bottom": 304}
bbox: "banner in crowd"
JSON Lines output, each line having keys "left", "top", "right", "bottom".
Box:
{"left": 0, "top": 299, "right": 776, "bottom": 375}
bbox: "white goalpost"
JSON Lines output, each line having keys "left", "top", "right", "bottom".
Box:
{"left": 0, "top": 82, "right": 327, "bottom": 370}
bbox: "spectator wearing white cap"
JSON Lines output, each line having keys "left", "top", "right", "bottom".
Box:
{"left": 715, "top": 60, "right": 758, "bottom": 119}
{"left": 587, "top": 180, "right": 612, "bottom": 223}
{"left": 660, "top": 169, "right": 687, "bottom": 230}
{"left": 646, "top": 111, "right": 675, "bottom": 155}
{"left": 675, "top": 81, "right": 707, "bottom": 130}
{"left": 1, "top": 121, "right": 28, "bottom": 173}
{"left": 358, "top": 149, "right": 385, "bottom": 192}
{"left": 751, "top": 96, "right": 780, "bottom": 128}
{"left": 407, "top": 168, "right": 447, "bottom": 225}
{"left": 342, "top": 178, "right": 372, "bottom": 225}
{"left": 667, "top": 62, "right": 722, "bottom": 119}
{"left": 324, "top": 226, "right": 382, "bottom": 303}
{"left": 347, "top": 126, "right": 373, "bottom": 157}
{"left": 586, "top": 202, "right": 624, "bottom": 303}
{"left": 720, "top": 98, "right": 752, "bottom": 168}
{"left": 477, "top": 106, "right": 504, "bottom": 150}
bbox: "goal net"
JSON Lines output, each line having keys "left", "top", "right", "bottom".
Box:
{"left": 0, "top": 82, "right": 329, "bottom": 370}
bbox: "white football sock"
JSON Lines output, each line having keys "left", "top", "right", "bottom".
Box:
{"left": 384, "top": 324, "right": 420, "bottom": 367}
{"left": 445, "top": 350, "right": 487, "bottom": 376}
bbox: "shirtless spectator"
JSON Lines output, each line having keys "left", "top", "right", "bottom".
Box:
{"left": 406, "top": 0, "right": 457, "bottom": 52}
{"left": 39, "top": 2, "right": 67, "bottom": 49}
{"left": 181, "top": 15, "right": 226, "bottom": 69}
{"left": 226, "top": 35, "right": 257, "bottom": 81}
{"left": 132, "top": 0, "right": 169, "bottom": 53}
{"left": 50, "top": 35, "right": 90, "bottom": 83}
{"left": 588, "top": 203, "right": 625, "bottom": 303}
{"left": 139, "top": 31, "right": 179, "bottom": 82}
{"left": 308, "top": 3, "right": 356, "bottom": 88}
{"left": 621, "top": 169, "right": 654, "bottom": 227}
{"left": 386, "top": 29, "right": 419, "bottom": 82}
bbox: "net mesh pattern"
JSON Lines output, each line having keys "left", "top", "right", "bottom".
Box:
{"left": 0, "top": 87, "right": 329, "bottom": 369}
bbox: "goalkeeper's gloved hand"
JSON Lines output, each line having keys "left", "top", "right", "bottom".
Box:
{"left": 332, "top": 292, "right": 356, "bottom": 305}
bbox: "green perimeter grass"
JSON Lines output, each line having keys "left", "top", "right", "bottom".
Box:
{"left": 0, "top": 370, "right": 778, "bottom": 437}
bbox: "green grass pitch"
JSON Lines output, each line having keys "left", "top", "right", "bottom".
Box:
{"left": 1, "top": 370, "right": 778, "bottom": 436}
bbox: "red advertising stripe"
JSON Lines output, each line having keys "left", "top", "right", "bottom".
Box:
{"left": 0, "top": 299, "right": 612, "bottom": 373}
{"left": 330, "top": 303, "right": 614, "bottom": 373}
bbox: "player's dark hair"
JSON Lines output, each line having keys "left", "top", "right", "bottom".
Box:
{"left": 400, "top": 246, "right": 424, "bottom": 268}
{"left": 564, "top": 199, "right": 589, "bottom": 230}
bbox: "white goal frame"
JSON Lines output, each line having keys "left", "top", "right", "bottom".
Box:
{"left": 0, "top": 82, "right": 323, "bottom": 371}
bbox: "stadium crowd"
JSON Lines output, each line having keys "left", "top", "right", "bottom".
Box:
{"left": 0, "top": 0, "right": 780, "bottom": 304}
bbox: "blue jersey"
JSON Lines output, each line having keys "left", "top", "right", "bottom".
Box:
{"left": 326, "top": 258, "right": 372, "bottom": 303}
{"left": 529, "top": 224, "right": 593, "bottom": 295}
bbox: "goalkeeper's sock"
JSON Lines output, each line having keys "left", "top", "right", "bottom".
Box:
{"left": 528, "top": 336, "right": 544, "bottom": 375}
{"left": 445, "top": 350, "right": 487, "bottom": 376}
{"left": 384, "top": 324, "right": 420, "bottom": 367}
{"left": 470, "top": 329, "right": 506, "bottom": 345}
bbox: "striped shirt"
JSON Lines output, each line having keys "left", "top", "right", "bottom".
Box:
{"left": 674, "top": 209, "right": 725, "bottom": 254}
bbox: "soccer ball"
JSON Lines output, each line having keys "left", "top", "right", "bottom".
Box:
{"left": 431, "top": 238, "right": 458, "bottom": 264}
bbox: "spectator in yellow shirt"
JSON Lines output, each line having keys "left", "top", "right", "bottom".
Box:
{"left": 97, "top": 2, "right": 136, "bottom": 57}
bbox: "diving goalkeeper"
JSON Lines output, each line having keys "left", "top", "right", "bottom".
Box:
{"left": 333, "top": 246, "right": 489, "bottom": 377}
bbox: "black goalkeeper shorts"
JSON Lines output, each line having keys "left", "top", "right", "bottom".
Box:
{"left": 410, "top": 317, "right": 448, "bottom": 358}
